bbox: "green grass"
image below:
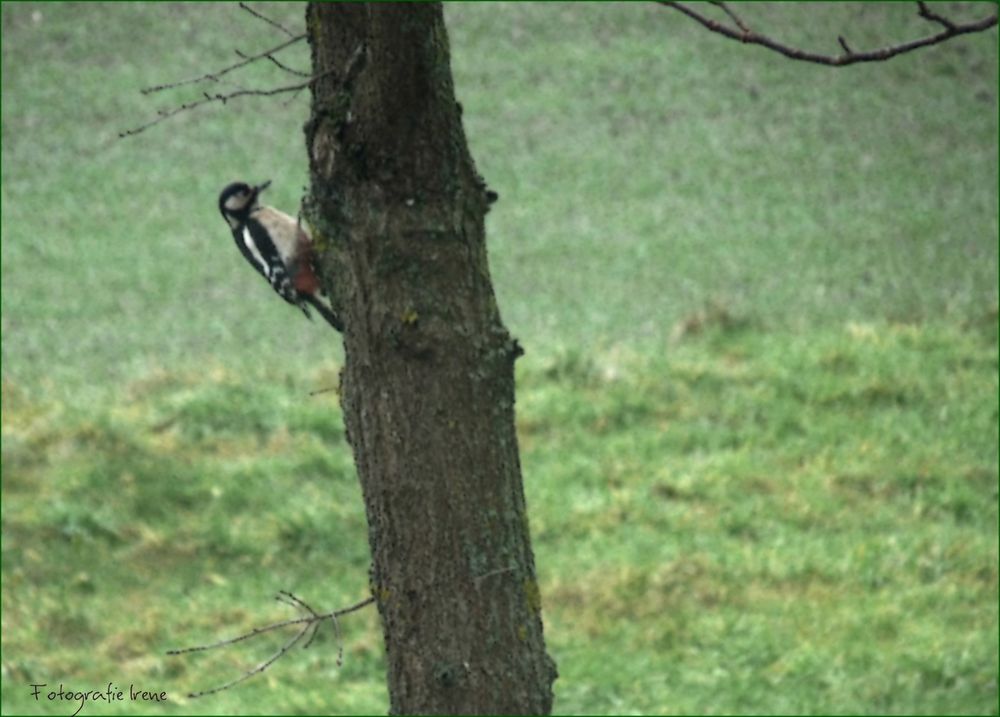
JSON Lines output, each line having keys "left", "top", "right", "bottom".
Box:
{"left": 2, "top": 2, "right": 997, "bottom": 715}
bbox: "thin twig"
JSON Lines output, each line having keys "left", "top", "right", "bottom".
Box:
{"left": 278, "top": 590, "right": 320, "bottom": 618}
{"left": 166, "top": 595, "right": 374, "bottom": 656}
{"left": 658, "top": 1, "right": 998, "bottom": 67}
{"left": 239, "top": 1, "right": 296, "bottom": 37}
{"left": 275, "top": 591, "right": 303, "bottom": 611}
{"left": 166, "top": 614, "right": 312, "bottom": 656}
{"left": 276, "top": 591, "right": 323, "bottom": 650}
{"left": 709, "top": 1, "right": 749, "bottom": 35}
{"left": 916, "top": 1, "right": 958, "bottom": 32}
{"left": 140, "top": 33, "right": 305, "bottom": 95}
{"left": 281, "top": 85, "right": 309, "bottom": 107}
{"left": 302, "top": 620, "right": 323, "bottom": 650}
{"left": 121, "top": 41, "right": 365, "bottom": 139}
{"left": 188, "top": 623, "right": 313, "bottom": 698}
{"left": 120, "top": 66, "right": 335, "bottom": 139}
{"left": 236, "top": 47, "right": 311, "bottom": 78}
{"left": 167, "top": 594, "right": 375, "bottom": 698}
{"left": 330, "top": 612, "right": 344, "bottom": 667}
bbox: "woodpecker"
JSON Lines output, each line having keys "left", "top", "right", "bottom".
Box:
{"left": 218, "top": 180, "right": 343, "bottom": 332}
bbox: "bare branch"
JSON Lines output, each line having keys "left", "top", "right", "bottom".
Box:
{"left": 167, "top": 594, "right": 373, "bottom": 655}
{"left": 917, "top": 1, "right": 958, "bottom": 32}
{"left": 140, "top": 33, "right": 305, "bottom": 96}
{"left": 281, "top": 87, "right": 308, "bottom": 108}
{"left": 119, "top": 67, "right": 333, "bottom": 139}
{"left": 277, "top": 589, "right": 320, "bottom": 617}
{"left": 659, "top": 1, "right": 998, "bottom": 67}
{"left": 277, "top": 590, "right": 324, "bottom": 650}
{"left": 309, "top": 386, "right": 338, "bottom": 396}
{"left": 167, "top": 613, "right": 309, "bottom": 656}
{"left": 236, "top": 47, "right": 311, "bottom": 78}
{"left": 239, "top": 1, "right": 296, "bottom": 37}
{"left": 188, "top": 622, "right": 313, "bottom": 698}
{"left": 167, "top": 593, "right": 375, "bottom": 698}
{"left": 708, "top": 1, "right": 749, "bottom": 35}
{"left": 301, "top": 619, "right": 323, "bottom": 650}
{"left": 120, "top": 41, "right": 365, "bottom": 140}
{"left": 330, "top": 611, "right": 345, "bottom": 666}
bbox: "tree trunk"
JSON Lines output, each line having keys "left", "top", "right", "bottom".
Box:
{"left": 303, "top": 3, "right": 557, "bottom": 713}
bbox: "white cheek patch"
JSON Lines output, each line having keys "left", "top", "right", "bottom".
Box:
{"left": 225, "top": 193, "right": 249, "bottom": 212}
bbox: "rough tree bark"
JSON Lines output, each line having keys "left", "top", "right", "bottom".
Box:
{"left": 302, "top": 3, "right": 557, "bottom": 714}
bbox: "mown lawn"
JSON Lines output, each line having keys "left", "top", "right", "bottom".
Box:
{"left": 2, "top": 2, "right": 997, "bottom": 714}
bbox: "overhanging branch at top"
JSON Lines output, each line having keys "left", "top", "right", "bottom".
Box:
{"left": 659, "top": 1, "right": 998, "bottom": 67}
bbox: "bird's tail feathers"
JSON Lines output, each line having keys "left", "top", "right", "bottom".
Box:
{"left": 303, "top": 294, "right": 344, "bottom": 332}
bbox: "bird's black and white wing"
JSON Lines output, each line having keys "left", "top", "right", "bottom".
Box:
{"left": 233, "top": 220, "right": 303, "bottom": 311}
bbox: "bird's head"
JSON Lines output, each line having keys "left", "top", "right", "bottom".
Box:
{"left": 218, "top": 180, "right": 271, "bottom": 229}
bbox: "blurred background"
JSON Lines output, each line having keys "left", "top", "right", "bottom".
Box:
{"left": 2, "top": 2, "right": 997, "bottom": 714}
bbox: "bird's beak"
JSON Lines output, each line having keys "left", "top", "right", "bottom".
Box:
{"left": 254, "top": 180, "right": 272, "bottom": 196}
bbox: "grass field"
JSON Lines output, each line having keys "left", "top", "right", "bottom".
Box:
{"left": 2, "top": 2, "right": 997, "bottom": 714}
